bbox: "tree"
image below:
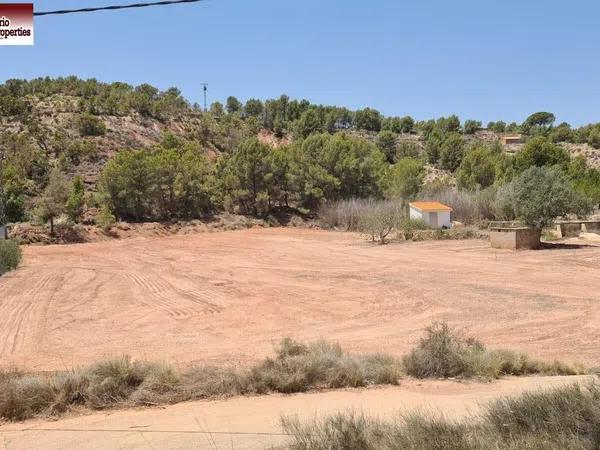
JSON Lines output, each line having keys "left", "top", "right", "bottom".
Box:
{"left": 439, "top": 133, "right": 465, "bottom": 172}
{"left": 523, "top": 111, "right": 556, "bottom": 131}
{"left": 513, "top": 136, "right": 570, "bottom": 173}
{"left": 226, "top": 96, "right": 242, "bottom": 114}
{"left": 288, "top": 133, "right": 386, "bottom": 209}
{"left": 209, "top": 101, "right": 225, "bottom": 117}
{"left": 456, "top": 145, "right": 497, "bottom": 190}
{"left": 398, "top": 116, "right": 415, "bottom": 133}
{"left": 294, "top": 109, "right": 323, "bottom": 139}
{"left": 505, "top": 166, "right": 590, "bottom": 229}
{"left": 384, "top": 157, "right": 425, "bottom": 200}
{"left": 0, "top": 162, "right": 26, "bottom": 223}
{"left": 549, "top": 122, "right": 574, "bottom": 143}
{"left": 463, "top": 120, "right": 481, "bottom": 135}
{"left": 36, "top": 168, "right": 69, "bottom": 235}
{"left": 98, "top": 151, "right": 153, "bottom": 220}
{"left": 425, "top": 129, "right": 444, "bottom": 164}
{"left": 219, "top": 138, "right": 272, "bottom": 215}
{"left": 354, "top": 108, "right": 382, "bottom": 132}
{"left": 487, "top": 121, "right": 506, "bottom": 133}
{"left": 588, "top": 128, "right": 600, "bottom": 149}
{"left": 437, "top": 115, "right": 460, "bottom": 133}
{"left": 66, "top": 176, "right": 85, "bottom": 223}
{"left": 383, "top": 116, "right": 414, "bottom": 134}
{"left": 357, "top": 201, "right": 405, "bottom": 244}
{"left": 377, "top": 130, "right": 397, "bottom": 163}
{"left": 244, "top": 99, "right": 264, "bottom": 117}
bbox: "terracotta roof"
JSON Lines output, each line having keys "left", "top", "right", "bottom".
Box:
{"left": 409, "top": 201, "right": 453, "bottom": 212}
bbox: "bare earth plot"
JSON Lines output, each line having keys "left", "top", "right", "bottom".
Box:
{"left": 0, "top": 228, "right": 599, "bottom": 371}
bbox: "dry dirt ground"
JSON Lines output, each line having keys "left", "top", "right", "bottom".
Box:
{"left": 0, "top": 376, "right": 591, "bottom": 449}
{"left": 0, "top": 228, "right": 599, "bottom": 372}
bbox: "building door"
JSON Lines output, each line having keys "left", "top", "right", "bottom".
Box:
{"left": 429, "top": 212, "right": 438, "bottom": 228}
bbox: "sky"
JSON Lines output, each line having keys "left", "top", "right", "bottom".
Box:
{"left": 2, "top": 0, "right": 600, "bottom": 125}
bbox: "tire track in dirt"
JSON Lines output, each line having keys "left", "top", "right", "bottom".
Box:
{"left": 125, "top": 272, "right": 222, "bottom": 318}
{"left": 0, "top": 271, "right": 63, "bottom": 357}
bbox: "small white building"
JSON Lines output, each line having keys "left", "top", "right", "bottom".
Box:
{"left": 409, "top": 201, "right": 452, "bottom": 229}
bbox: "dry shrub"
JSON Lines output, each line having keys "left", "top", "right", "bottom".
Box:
{"left": 485, "top": 383, "right": 600, "bottom": 442}
{"left": 248, "top": 338, "right": 401, "bottom": 394}
{"left": 282, "top": 382, "right": 600, "bottom": 449}
{"left": 418, "top": 186, "right": 498, "bottom": 226}
{"left": 403, "top": 322, "right": 583, "bottom": 380}
{"left": 0, "top": 339, "right": 401, "bottom": 422}
{"left": 0, "top": 239, "right": 22, "bottom": 275}
{"left": 319, "top": 198, "right": 405, "bottom": 232}
{"left": 357, "top": 202, "right": 405, "bottom": 244}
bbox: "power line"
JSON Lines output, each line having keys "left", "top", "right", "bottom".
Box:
{"left": 34, "top": 0, "right": 205, "bottom": 17}
{"left": 2, "top": 428, "right": 292, "bottom": 436}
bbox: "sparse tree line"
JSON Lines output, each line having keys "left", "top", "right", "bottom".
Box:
{"left": 0, "top": 77, "right": 599, "bottom": 235}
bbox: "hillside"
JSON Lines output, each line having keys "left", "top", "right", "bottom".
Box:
{"left": 1, "top": 77, "right": 599, "bottom": 237}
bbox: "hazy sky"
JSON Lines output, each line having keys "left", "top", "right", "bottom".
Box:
{"left": 3, "top": 0, "right": 600, "bottom": 125}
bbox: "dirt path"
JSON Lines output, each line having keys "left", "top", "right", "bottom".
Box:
{"left": 0, "top": 376, "right": 590, "bottom": 449}
{"left": 0, "top": 228, "right": 599, "bottom": 371}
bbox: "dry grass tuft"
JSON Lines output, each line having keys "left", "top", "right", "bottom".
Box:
{"left": 282, "top": 382, "right": 600, "bottom": 449}
{"left": 0, "top": 339, "right": 401, "bottom": 422}
{"left": 403, "top": 322, "right": 584, "bottom": 380}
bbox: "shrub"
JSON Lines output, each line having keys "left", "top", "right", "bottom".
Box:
{"left": 96, "top": 204, "right": 116, "bottom": 231}
{"left": 248, "top": 339, "right": 401, "bottom": 394}
{"left": 0, "top": 338, "right": 401, "bottom": 422}
{"left": 402, "top": 322, "right": 582, "bottom": 380}
{"left": 397, "top": 218, "right": 429, "bottom": 240}
{"left": 418, "top": 186, "right": 498, "bottom": 226}
{"left": 282, "top": 383, "right": 600, "bottom": 450}
{"left": 0, "top": 239, "right": 22, "bottom": 275}
{"left": 357, "top": 201, "right": 405, "bottom": 244}
{"left": 485, "top": 383, "right": 600, "bottom": 441}
{"left": 319, "top": 198, "right": 399, "bottom": 232}
{"left": 76, "top": 113, "right": 106, "bottom": 136}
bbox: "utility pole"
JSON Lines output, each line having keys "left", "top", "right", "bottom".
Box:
{"left": 201, "top": 83, "right": 208, "bottom": 112}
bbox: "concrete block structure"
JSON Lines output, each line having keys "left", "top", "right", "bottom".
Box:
{"left": 489, "top": 222, "right": 541, "bottom": 250}
{"left": 500, "top": 135, "right": 523, "bottom": 145}
{"left": 409, "top": 201, "right": 452, "bottom": 229}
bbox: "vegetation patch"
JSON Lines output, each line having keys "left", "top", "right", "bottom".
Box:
{"left": 403, "top": 322, "right": 583, "bottom": 380}
{"left": 281, "top": 382, "right": 600, "bottom": 450}
{"left": 0, "top": 338, "right": 401, "bottom": 422}
{"left": 0, "top": 239, "right": 21, "bottom": 275}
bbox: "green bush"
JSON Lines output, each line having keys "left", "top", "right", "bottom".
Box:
{"left": 76, "top": 113, "right": 106, "bottom": 136}
{"left": 0, "top": 239, "right": 22, "bottom": 275}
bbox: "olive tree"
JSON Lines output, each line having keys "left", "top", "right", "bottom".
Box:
{"left": 503, "top": 166, "right": 590, "bottom": 230}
